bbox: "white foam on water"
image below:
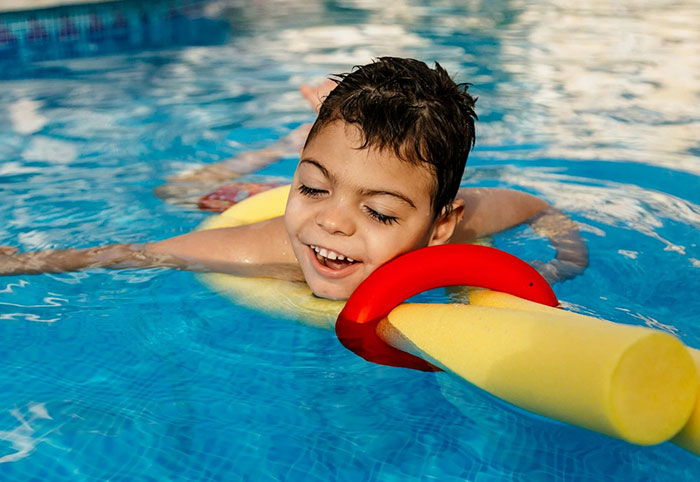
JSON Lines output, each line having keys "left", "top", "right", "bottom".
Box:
{"left": 21, "top": 136, "right": 78, "bottom": 164}
{"left": 8, "top": 98, "right": 47, "bottom": 135}
{"left": 0, "top": 402, "right": 54, "bottom": 464}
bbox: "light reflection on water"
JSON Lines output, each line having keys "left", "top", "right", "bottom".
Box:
{"left": 494, "top": 0, "right": 700, "bottom": 173}
{"left": 225, "top": 0, "right": 700, "bottom": 171}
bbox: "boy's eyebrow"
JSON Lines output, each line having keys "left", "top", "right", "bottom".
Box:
{"left": 299, "top": 159, "right": 332, "bottom": 179}
{"left": 299, "top": 158, "right": 416, "bottom": 208}
{"left": 359, "top": 188, "right": 416, "bottom": 209}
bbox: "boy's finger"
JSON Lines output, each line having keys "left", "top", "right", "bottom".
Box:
{"left": 300, "top": 79, "right": 338, "bottom": 113}
{"left": 0, "top": 246, "right": 19, "bottom": 255}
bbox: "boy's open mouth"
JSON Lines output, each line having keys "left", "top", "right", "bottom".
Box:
{"left": 310, "top": 244, "right": 358, "bottom": 270}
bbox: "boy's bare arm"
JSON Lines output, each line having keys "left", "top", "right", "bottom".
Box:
{"left": 0, "top": 243, "right": 180, "bottom": 275}
{"left": 0, "top": 217, "right": 304, "bottom": 280}
{"left": 154, "top": 80, "right": 337, "bottom": 208}
{"left": 452, "top": 188, "right": 549, "bottom": 241}
{"left": 152, "top": 124, "right": 311, "bottom": 208}
{"left": 451, "top": 188, "right": 588, "bottom": 284}
{"left": 161, "top": 124, "right": 312, "bottom": 185}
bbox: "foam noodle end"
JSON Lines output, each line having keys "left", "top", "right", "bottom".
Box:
{"left": 672, "top": 348, "right": 700, "bottom": 455}
{"left": 382, "top": 303, "right": 697, "bottom": 446}
{"left": 609, "top": 333, "right": 698, "bottom": 445}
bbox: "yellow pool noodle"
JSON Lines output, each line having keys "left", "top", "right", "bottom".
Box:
{"left": 461, "top": 289, "right": 700, "bottom": 454}
{"left": 197, "top": 186, "right": 700, "bottom": 450}
{"left": 198, "top": 184, "right": 291, "bottom": 229}
{"left": 672, "top": 347, "right": 700, "bottom": 455}
{"left": 379, "top": 300, "right": 698, "bottom": 446}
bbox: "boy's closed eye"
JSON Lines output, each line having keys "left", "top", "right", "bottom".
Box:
{"left": 364, "top": 206, "right": 399, "bottom": 225}
{"left": 297, "top": 183, "right": 400, "bottom": 226}
{"left": 298, "top": 184, "right": 327, "bottom": 197}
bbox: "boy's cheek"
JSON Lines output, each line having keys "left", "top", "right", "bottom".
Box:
{"left": 283, "top": 199, "right": 303, "bottom": 234}
{"left": 284, "top": 195, "right": 306, "bottom": 219}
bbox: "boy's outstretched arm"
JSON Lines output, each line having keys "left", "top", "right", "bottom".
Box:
{"left": 451, "top": 188, "right": 588, "bottom": 284}
{"left": 0, "top": 217, "right": 303, "bottom": 280}
{"left": 0, "top": 243, "right": 181, "bottom": 275}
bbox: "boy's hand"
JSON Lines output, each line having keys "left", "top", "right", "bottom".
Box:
{"left": 529, "top": 207, "right": 589, "bottom": 285}
{"left": 0, "top": 247, "right": 20, "bottom": 276}
{"left": 0, "top": 247, "right": 29, "bottom": 275}
{"left": 300, "top": 79, "right": 337, "bottom": 113}
{"left": 531, "top": 259, "right": 586, "bottom": 285}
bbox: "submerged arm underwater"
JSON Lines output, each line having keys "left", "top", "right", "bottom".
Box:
{"left": 451, "top": 187, "right": 588, "bottom": 285}
{"left": 528, "top": 207, "right": 589, "bottom": 284}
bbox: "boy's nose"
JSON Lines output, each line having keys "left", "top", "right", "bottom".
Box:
{"left": 315, "top": 202, "right": 355, "bottom": 236}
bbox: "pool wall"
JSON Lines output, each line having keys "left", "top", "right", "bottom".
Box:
{"left": 0, "top": 0, "right": 229, "bottom": 65}
{"left": 0, "top": 0, "right": 119, "bottom": 13}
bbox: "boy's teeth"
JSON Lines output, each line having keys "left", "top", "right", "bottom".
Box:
{"left": 310, "top": 245, "right": 354, "bottom": 263}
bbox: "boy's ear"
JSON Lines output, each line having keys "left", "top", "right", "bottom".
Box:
{"left": 428, "top": 199, "right": 465, "bottom": 246}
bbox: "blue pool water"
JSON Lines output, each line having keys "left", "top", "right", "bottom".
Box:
{"left": 1, "top": 0, "right": 700, "bottom": 480}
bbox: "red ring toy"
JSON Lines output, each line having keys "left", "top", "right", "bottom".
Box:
{"left": 335, "top": 244, "right": 558, "bottom": 371}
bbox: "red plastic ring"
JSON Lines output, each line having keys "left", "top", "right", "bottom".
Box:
{"left": 335, "top": 244, "right": 559, "bottom": 371}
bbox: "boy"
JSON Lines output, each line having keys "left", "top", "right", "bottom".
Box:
{"left": 0, "top": 57, "right": 587, "bottom": 300}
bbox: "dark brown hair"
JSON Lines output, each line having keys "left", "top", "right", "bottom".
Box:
{"left": 306, "top": 57, "right": 477, "bottom": 217}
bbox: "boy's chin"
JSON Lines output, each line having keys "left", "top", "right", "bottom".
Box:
{"left": 310, "top": 288, "right": 350, "bottom": 301}
{"left": 308, "top": 282, "right": 353, "bottom": 301}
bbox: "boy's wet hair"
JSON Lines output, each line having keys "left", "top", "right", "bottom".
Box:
{"left": 306, "top": 57, "right": 477, "bottom": 217}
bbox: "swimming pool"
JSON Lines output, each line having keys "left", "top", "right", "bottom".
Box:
{"left": 1, "top": 0, "right": 699, "bottom": 480}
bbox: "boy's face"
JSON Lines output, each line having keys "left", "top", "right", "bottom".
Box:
{"left": 284, "top": 121, "right": 451, "bottom": 300}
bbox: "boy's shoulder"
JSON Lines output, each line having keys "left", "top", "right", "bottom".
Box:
{"left": 148, "top": 216, "right": 303, "bottom": 280}
{"left": 451, "top": 187, "right": 549, "bottom": 243}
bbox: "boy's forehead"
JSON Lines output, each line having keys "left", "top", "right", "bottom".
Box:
{"left": 300, "top": 121, "right": 438, "bottom": 201}
{"left": 318, "top": 120, "right": 366, "bottom": 146}
{"left": 306, "top": 121, "right": 432, "bottom": 170}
